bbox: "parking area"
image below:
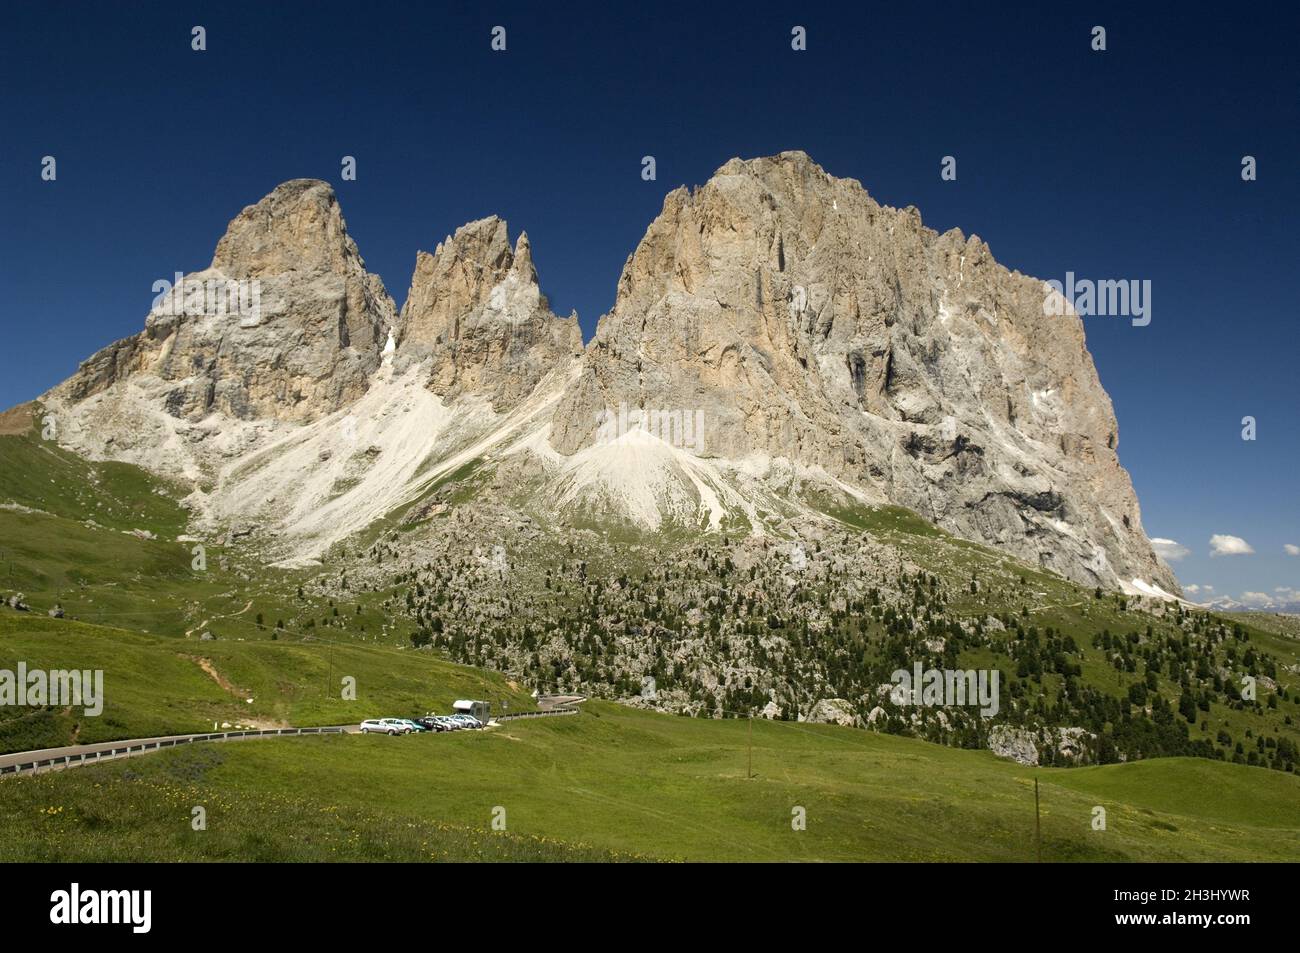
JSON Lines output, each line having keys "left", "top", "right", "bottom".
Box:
{"left": 358, "top": 714, "right": 485, "bottom": 735}
{"left": 358, "top": 700, "right": 492, "bottom": 736}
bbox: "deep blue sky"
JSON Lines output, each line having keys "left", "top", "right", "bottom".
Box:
{"left": 1, "top": 1, "right": 1296, "bottom": 601}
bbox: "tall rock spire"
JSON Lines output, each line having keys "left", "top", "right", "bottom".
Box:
{"left": 397, "top": 216, "right": 581, "bottom": 412}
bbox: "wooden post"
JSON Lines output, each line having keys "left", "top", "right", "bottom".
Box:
{"left": 1034, "top": 777, "right": 1042, "bottom": 863}
{"left": 747, "top": 714, "right": 753, "bottom": 780}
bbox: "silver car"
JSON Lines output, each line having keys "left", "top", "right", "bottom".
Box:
{"left": 359, "top": 718, "right": 410, "bottom": 735}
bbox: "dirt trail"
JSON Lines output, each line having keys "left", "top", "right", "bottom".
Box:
{"left": 180, "top": 654, "right": 288, "bottom": 730}
{"left": 188, "top": 655, "right": 240, "bottom": 695}
{"left": 184, "top": 599, "right": 254, "bottom": 637}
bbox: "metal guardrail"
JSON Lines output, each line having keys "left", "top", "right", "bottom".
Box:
{"left": 497, "top": 708, "right": 579, "bottom": 721}
{"left": 0, "top": 726, "right": 347, "bottom": 778}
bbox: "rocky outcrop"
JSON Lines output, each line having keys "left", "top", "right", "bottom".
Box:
{"left": 988, "top": 725, "right": 1040, "bottom": 765}
{"left": 549, "top": 152, "right": 1174, "bottom": 592}
{"left": 805, "top": 697, "right": 859, "bottom": 727}
{"left": 397, "top": 216, "right": 582, "bottom": 412}
{"left": 988, "top": 724, "right": 1096, "bottom": 765}
{"left": 47, "top": 179, "right": 396, "bottom": 424}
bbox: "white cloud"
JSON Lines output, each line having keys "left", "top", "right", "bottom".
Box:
{"left": 1209, "top": 534, "right": 1254, "bottom": 557}
{"left": 1285, "top": 544, "right": 1300, "bottom": 556}
{"left": 1150, "top": 537, "right": 1190, "bottom": 562}
{"left": 1184, "top": 584, "right": 1206, "bottom": 594}
{"left": 1273, "top": 587, "right": 1300, "bottom": 602}
{"left": 1239, "top": 591, "right": 1274, "bottom": 608}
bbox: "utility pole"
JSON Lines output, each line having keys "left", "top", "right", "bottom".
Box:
{"left": 1034, "top": 777, "right": 1042, "bottom": 863}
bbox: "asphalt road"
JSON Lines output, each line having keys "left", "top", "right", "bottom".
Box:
{"left": 0, "top": 725, "right": 358, "bottom": 775}
{"left": 1, "top": 702, "right": 584, "bottom": 775}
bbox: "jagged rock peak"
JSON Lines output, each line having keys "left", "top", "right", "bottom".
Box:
{"left": 397, "top": 216, "right": 528, "bottom": 344}
{"left": 398, "top": 216, "right": 581, "bottom": 412}
{"left": 511, "top": 230, "right": 537, "bottom": 279}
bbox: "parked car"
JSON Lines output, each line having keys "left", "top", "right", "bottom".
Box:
{"left": 416, "top": 716, "right": 446, "bottom": 732}
{"left": 359, "top": 718, "right": 411, "bottom": 735}
{"left": 450, "top": 714, "right": 482, "bottom": 729}
{"left": 398, "top": 718, "right": 428, "bottom": 732}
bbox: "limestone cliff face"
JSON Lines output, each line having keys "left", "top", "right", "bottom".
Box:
{"left": 49, "top": 179, "right": 395, "bottom": 424}
{"left": 549, "top": 152, "right": 1174, "bottom": 591}
{"left": 396, "top": 216, "right": 582, "bottom": 412}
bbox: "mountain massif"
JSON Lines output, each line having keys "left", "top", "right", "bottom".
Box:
{"left": 36, "top": 152, "right": 1173, "bottom": 595}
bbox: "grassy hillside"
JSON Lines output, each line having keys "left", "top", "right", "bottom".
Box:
{"left": 1, "top": 701, "right": 1295, "bottom": 862}
{"left": 0, "top": 419, "right": 259, "bottom": 635}
{"left": 0, "top": 406, "right": 187, "bottom": 537}
{"left": 0, "top": 613, "right": 535, "bottom": 753}
{"left": 0, "top": 422, "right": 428, "bottom": 656}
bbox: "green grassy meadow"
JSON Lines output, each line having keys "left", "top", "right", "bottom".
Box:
{"left": 1, "top": 701, "right": 1296, "bottom": 862}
